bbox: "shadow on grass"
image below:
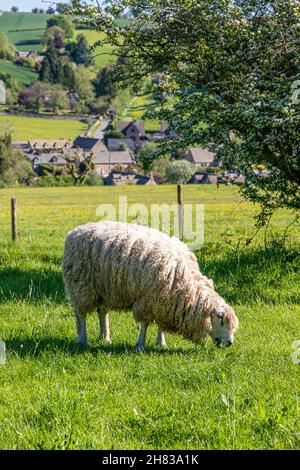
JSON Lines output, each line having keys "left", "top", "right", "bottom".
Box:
{"left": 0, "top": 267, "right": 65, "bottom": 305}
{"left": 5, "top": 336, "right": 201, "bottom": 358}
{"left": 1, "top": 245, "right": 299, "bottom": 308}
{"left": 197, "top": 245, "right": 300, "bottom": 305}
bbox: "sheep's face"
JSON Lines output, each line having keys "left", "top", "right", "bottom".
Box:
{"left": 209, "top": 304, "right": 239, "bottom": 347}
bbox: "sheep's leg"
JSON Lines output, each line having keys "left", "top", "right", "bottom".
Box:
{"left": 156, "top": 328, "right": 168, "bottom": 349}
{"left": 98, "top": 309, "right": 111, "bottom": 344}
{"left": 136, "top": 322, "right": 149, "bottom": 352}
{"left": 76, "top": 313, "right": 88, "bottom": 347}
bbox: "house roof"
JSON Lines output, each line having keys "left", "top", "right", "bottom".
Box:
{"left": 107, "top": 138, "right": 135, "bottom": 151}
{"left": 94, "top": 151, "right": 133, "bottom": 165}
{"left": 116, "top": 121, "right": 145, "bottom": 136}
{"left": 28, "top": 139, "right": 71, "bottom": 150}
{"left": 188, "top": 147, "right": 216, "bottom": 164}
{"left": 104, "top": 170, "right": 156, "bottom": 186}
{"left": 73, "top": 136, "right": 107, "bottom": 153}
{"left": 187, "top": 172, "right": 205, "bottom": 184}
{"left": 28, "top": 153, "right": 66, "bottom": 165}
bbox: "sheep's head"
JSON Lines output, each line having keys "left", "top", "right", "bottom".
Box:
{"left": 209, "top": 302, "right": 239, "bottom": 347}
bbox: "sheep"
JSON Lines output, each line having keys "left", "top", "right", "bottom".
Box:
{"left": 62, "top": 221, "right": 239, "bottom": 351}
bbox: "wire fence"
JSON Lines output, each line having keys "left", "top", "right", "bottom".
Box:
{"left": 0, "top": 186, "right": 298, "bottom": 251}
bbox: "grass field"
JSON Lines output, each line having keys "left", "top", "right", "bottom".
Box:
{"left": 76, "top": 30, "right": 116, "bottom": 68}
{"left": 0, "top": 12, "right": 51, "bottom": 52}
{"left": 0, "top": 115, "right": 89, "bottom": 140}
{"left": 117, "top": 94, "right": 161, "bottom": 132}
{"left": 0, "top": 185, "right": 299, "bottom": 450}
{"left": 0, "top": 59, "right": 38, "bottom": 85}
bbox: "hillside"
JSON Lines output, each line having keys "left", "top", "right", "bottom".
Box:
{"left": 0, "top": 59, "right": 38, "bottom": 85}
{"left": 0, "top": 12, "right": 51, "bottom": 52}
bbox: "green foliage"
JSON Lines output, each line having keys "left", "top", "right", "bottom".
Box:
{"left": 94, "top": 65, "right": 116, "bottom": 98}
{"left": 0, "top": 33, "right": 16, "bottom": 60}
{"left": 67, "top": 34, "right": 94, "bottom": 66}
{"left": 78, "top": 0, "right": 300, "bottom": 223}
{"left": 137, "top": 142, "right": 158, "bottom": 173}
{"left": 0, "top": 131, "right": 33, "bottom": 186}
{"left": 103, "top": 129, "right": 124, "bottom": 145}
{"left": 47, "top": 14, "right": 73, "bottom": 38}
{"left": 43, "top": 26, "right": 66, "bottom": 49}
{"left": 64, "top": 150, "right": 95, "bottom": 184}
{"left": 83, "top": 171, "right": 104, "bottom": 186}
{"left": 165, "top": 159, "right": 195, "bottom": 184}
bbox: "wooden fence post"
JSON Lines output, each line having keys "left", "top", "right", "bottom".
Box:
{"left": 11, "top": 197, "right": 17, "bottom": 242}
{"left": 177, "top": 184, "right": 183, "bottom": 240}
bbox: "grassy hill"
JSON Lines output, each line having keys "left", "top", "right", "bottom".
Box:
{"left": 0, "top": 185, "right": 299, "bottom": 449}
{"left": 0, "top": 12, "right": 51, "bottom": 52}
{"left": 0, "top": 59, "right": 38, "bottom": 85}
{"left": 0, "top": 114, "right": 89, "bottom": 140}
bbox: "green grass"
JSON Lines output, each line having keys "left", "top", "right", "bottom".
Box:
{"left": 0, "top": 185, "right": 299, "bottom": 449}
{"left": 0, "top": 115, "right": 89, "bottom": 140}
{"left": 116, "top": 94, "right": 161, "bottom": 132}
{"left": 0, "top": 59, "right": 38, "bottom": 85}
{"left": 76, "top": 30, "right": 116, "bottom": 68}
{"left": 0, "top": 12, "right": 51, "bottom": 53}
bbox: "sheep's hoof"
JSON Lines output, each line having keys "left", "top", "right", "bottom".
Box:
{"left": 136, "top": 344, "right": 145, "bottom": 353}
{"left": 78, "top": 341, "right": 89, "bottom": 349}
{"left": 99, "top": 337, "right": 112, "bottom": 344}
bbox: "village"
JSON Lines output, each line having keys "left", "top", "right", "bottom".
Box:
{"left": 12, "top": 117, "right": 246, "bottom": 186}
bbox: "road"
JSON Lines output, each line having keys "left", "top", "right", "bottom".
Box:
{"left": 92, "top": 119, "right": 111, "bottom": 140}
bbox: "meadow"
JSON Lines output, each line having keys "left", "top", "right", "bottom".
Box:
{"left": 0, "top": 12, "right": 51, "bottom": 52}
{"left": 0, "top": 185, "right": 299, "bottom": 450}
{"left": 0, "top": 60, "right": 38, "bottom": 85}
{"left": 0, "top": 115, "right": 89, "bottom": 140}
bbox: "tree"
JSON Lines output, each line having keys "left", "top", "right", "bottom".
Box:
{"left": 165, "top": 160, "right": 194, "bottom": 184}
{"left": 46, "top": 7, "right": 55, "bottom": 14}
{"left": 47, "top": 15, "right": 73, "bottom": 38}
{"left": 94, "top": 65, "right": 116, "bottom": 98}
{"left": 43, "top": 26, "right": 66, "bottom": 49}
{"left": 64, "top": 151, "right": 95, "bottom": 184}
{"left": 76, "top": 0, "right": 300, "bottom": 224}
{"left": 0, "top": 33, "right": 16, "bottom": 61}
{"left": 31, "top": 8, "right": 39, "bottom": 13}
{"left": 0, "top": 132, "right": 33, "bottom": 186}
{"left": 39, "top": 41, "right": 64, "bottom": 84}
{"left": 138, "top": 142, "right": 158, "bottom": 174}
{"left": 56, "top": 3, "right": 72, "bottom": 14}
{"left": 11, "top": 6, "right": 18, "bottom": 12}
{"left": 68, "top": 34, "right": 93, "bottom": 66}
{"left": 74, "top": 66, "right": 95, "bottom": 102}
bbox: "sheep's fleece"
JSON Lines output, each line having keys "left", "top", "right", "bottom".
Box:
{"left": 63, "top": 221, "right": 239, "bottom": 349}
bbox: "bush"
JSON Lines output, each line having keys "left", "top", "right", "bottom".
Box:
{"left": 83, "top": 172, "right": 104, "bottom": 186}
{"left": 165, "top": 160, "right": 195, "bottom": 184}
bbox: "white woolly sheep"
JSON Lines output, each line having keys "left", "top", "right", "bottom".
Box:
{"left": 62, "top": 221, "right": 239, "bottom": 350}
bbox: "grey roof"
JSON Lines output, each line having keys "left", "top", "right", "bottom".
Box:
{"left": 107, "top": 138, "right": 135, "bottom": 151}
{"left": 188, "top": 147, "right": 216, "bottom": 164}
{"left": 29, "top": 139, "right": 72, "bottom": 150}
{"left": 73, "top": 136, "right": 107, "bottom": 153}
{"left": 94, "top": 151, "right": 133, "bottom": 165}
{"left": 104, "top": 170, "right": 156, "bottom": 186}
{"left": 187, "top": 172, "right": 205, "bottom": 184}
{"left": 116, "top": 121, "right": 145, "bottom": 135}
{"left": 28, "top": 153, "right": 66, "bottom": 165}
